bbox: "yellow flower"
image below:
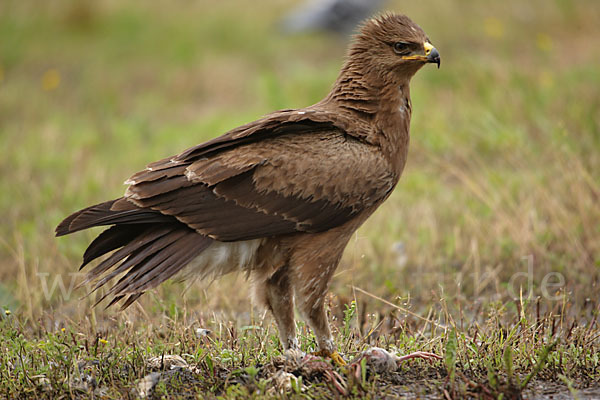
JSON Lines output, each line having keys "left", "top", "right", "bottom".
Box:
{"left": 42, "top": 69, "right": 61, "bottom": 91}
{"left": 4, "top": 309, "right": 10, "bottom": 316}
{"left": 536, "top": 33, "right": 553, "bottom": 52}
{"left": 99, "top": 338, "right": 108, "bottom": 344}
{"left": 484, "top": 17, "right": 504, "bottom": 39}
{"left": 539, "top": 70, "right": 554, "bottom": 89}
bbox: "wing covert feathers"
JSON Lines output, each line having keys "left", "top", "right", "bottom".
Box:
{"left": 124, "top": 128, "right": 395, "bottom": 242}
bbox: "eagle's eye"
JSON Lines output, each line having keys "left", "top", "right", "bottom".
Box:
{"left": 392, "top": 41, "right": 410, "bottom": 55}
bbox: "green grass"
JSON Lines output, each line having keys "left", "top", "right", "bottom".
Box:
{"left": 1, "top": 0, "right": 599, "bottom": 398}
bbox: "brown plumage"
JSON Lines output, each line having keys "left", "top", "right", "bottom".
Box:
{"left": 56, "top": 13, "right": 440, "bottom": 361}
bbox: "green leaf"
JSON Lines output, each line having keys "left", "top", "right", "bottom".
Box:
{"left": 521, "top": 339, "right": 558, "bottom": 390}
{"left": 486, "top": 362, "right": 498, "bottom": 390}
{"left": 445, "top": 328, "right": 457, "bottom": 385}
{"left": 503, "top": 344, "right": 516, "bottom": 387}
{"left": 343, "top": 300, "right": 357, "bottom": 339}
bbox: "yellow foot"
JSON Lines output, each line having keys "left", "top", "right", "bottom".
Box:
{"left": 312, "top": 350, "right": 347, "bottom": 366}
{"left": 330, "top": 351, "right": 347, "bottom": 366}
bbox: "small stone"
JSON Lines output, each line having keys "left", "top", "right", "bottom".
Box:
{"left": 196, "top": 328, "right": 211, "bottom": 338}
{"left": 271, "top": 370, "right": 299, "bottom": 393}
{"left": 136, "top": 372, "right": 162, "bottom": 399}
{"left": 146, "top": 354, "right": 188, "bottom": 370}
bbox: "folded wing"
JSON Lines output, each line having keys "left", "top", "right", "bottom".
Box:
{"left": 125, "top": 112, "right": 395, "bottom": 241}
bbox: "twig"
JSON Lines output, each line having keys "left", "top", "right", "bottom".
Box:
{"left": 350, "top": 285, "right": 448, "bottom": 332}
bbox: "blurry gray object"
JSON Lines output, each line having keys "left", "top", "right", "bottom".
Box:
{"left": 281, "top": 0, "right": 384, "bottom": 35}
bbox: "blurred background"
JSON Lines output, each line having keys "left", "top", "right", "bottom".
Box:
{"left": 0, "top": 0, "right": 598, "bottom": 329}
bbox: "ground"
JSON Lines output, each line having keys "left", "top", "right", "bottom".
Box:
{"left": 0, "top": 0, "right": 599, "bottom": 398}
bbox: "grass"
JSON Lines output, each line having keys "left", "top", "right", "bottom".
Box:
{"left": 1, "top": 0, "right": 599, "bottom": 398}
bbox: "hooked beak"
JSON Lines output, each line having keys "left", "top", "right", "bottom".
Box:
{"left": 402, "top": 42, "right": 441, "bottom": 68}
{"left": 424, "top": 42, "right": 441, "bottom": 68}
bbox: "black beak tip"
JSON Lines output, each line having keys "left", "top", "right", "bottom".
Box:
{"left": 427, "top": 48, "right": 441, "bottom": 69}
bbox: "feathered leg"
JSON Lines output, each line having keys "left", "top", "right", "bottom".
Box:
{"left": 290, "top": 241, "right": 347, "bottom": 366}
{"left": 253, "top": 265, "right": 298, "bottom": 351}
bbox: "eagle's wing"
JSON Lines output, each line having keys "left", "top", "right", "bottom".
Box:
{"left": 125, "top": 110, "right": 395, "bottom": 241}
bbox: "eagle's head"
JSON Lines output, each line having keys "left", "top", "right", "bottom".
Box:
{"left": 349, "top": 13, "right": 441, "bottom": 83}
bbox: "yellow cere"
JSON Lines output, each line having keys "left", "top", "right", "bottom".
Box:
{"left": 424, "top": 42, "right": 434, "bottom": 55}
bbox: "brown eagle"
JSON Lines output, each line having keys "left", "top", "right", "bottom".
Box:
{"left": 56, "top": 13, "right": 440, "bottom": 364}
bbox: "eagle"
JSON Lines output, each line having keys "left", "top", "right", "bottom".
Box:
{"left": 56, "top": 13, "right": 440, "bottom": 364}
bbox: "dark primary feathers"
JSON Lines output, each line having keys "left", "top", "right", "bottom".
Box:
{"left": 56, "top": 13, "right": 439, "bottom": 310}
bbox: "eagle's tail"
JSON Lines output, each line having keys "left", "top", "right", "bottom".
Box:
{"left": 55, "top": 198, "right": 212, "bottom": 309}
